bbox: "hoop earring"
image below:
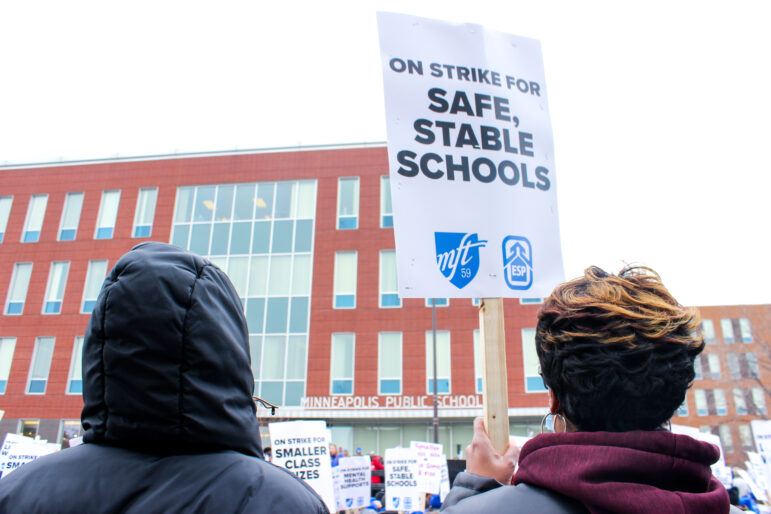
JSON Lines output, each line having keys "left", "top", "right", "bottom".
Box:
{"left": 540, "top": 412, "right": 567, "bottom": 434}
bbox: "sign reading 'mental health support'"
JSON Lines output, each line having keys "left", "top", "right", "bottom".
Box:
{"left": 377, "top": 12, "right": 564, "bottom": 298}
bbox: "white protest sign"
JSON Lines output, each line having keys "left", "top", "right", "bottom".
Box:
{"left": 269, "top": 420, "right": 335, "bottom": 511}
{"left": 377, "top": 12, "right": 564, "bottom": 298}
{"left": 737, "top": 467, "right": 769, "bottom": 503}
{"left": 747, "top": 452, "right": 771, "bottom": 502}
{"left": 335, "top": 456, "right": 371, "bottom": 510}
{"left": 752, "top": 420, "right": 771, "bottom": 499}
{"left": 385, "top": 447, "right": 422, "bottom": 512}
{"left": 410, "top": 440, "right": 443, "bottom": 493}
{"left": 0, "top": 433, "right": 58, "bottom": 479}
{"left": 439, "top": 457, "right": 451, "bottom": 501}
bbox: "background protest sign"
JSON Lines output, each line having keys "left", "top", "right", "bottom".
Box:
{"left": 377, "top": 12, "right": 564, "bottom": 299}
{"left": 334, "top": 456, "right": 371, "bottom": 510}
{"left": 385, "top": 447, "right": 422, "bottom": 512}
{"left": 269, "top": 420, "right": 335, "bottom": 510}
{"left": 410, "top": 440, "right": 443, "bottom": 493}
{"left": 0, "top": 433, "right": 58, "bottom": 479}
{"left": 752, "top": 420, "right": 771, "bottom": 499}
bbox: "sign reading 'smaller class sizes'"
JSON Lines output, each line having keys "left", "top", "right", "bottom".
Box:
{"left": 377, "top": 12, "right": 564, "bottom": 298}
{"left": 301, "top": 394, "right": 482, "bottom": 410}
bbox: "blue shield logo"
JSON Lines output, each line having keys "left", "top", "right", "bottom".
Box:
{"left": 392, "top": 497, "right": 400, "bottom": 509}
{"left": 345, "top": 499, "right": 353, "bottom": 508}
{"left": 502, "top": 236, "right": 533, "bottom": 290}
{"left": 435, "top": 232, "right": 487, "bottom": 289}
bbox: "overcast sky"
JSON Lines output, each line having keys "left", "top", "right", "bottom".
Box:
{"left": 1, "top": 0, "right": 769, "bottom": 306}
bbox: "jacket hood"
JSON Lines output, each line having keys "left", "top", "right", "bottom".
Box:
{"left": 81, "top": 242, "right": 263, "bottom": 458}
{"left": 514, "top": 430, "right": 728, "bottom": 514}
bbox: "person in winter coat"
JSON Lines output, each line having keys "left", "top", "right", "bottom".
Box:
{"left": 442, "top": 266, "right": 736, "bottom": 513}
{"left": 0, "top": 242, "right": 328, "bottom": 513}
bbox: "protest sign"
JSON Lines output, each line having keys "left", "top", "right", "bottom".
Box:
{"left": 747, "top": 451, "right": 770, "bottom": 502}
{"left": 269, "top": 420, "right": 335, "bottom": 510}
{"left": 385, "top": 447, "right": 422, "bottom": 512}
{"left": 0, "top": 433, "right": 58, "bottom": 479}
{"left": 439, "top": 459, "right": 451, "bottom": 501}
{"left": 334, "top": 456, "right": 371, "bottom": 510}
{"left": 752, "top": 420, "right": 771, "bottom": 499}
{"left": 377, "top": 12, "right": 564, "bottom": 299}
{"left": 410, "top": 441, "right": 443, "bottom": 493}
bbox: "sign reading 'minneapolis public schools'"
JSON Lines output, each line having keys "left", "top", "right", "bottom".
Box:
{"left": 377, "top": 12, "right": 564, "bottom": 298}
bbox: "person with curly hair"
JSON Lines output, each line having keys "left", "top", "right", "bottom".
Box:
{"left": 442, "top": 266, "right": 736, "bottom": 513}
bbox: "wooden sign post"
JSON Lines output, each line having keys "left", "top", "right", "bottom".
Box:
{"left": 479, "top": 298, "right": 510, "bottom": 454}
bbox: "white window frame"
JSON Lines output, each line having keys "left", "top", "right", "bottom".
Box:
{"left": 336, "top": 177, "right": 359, "bottom": 230}
{"left": 0, "top": 196, "right": 13, "bottom": 244}
{"left": 330, "top": 333, "right": 355, "bottom": 396}
{"left": 425, "top": 298, "right": 449, "bottom": 307}
{"left": 473, "top": 330, "right": 483, "bottom": 394}
{"left": 132, "top": 187, "right": 158, "bottom": 238}
{"left": 5, "top": 262, "right": 33, "bottom": 315}
{"left": 378, "top": 332, "right": 402, "bottom": 395}
{"left": 694, "top": 389, "right": 707, "bottom": 416}
{"left": 707, "top": 354, "right": 721, "bottom": 379}
{"left": 81, "top": 260, "right": 108, "bottom": 313}
{"left": 42, "top": 261, "right": 70, "bottom": 315}
{"left": 58, "top": 192, "right": 84, "bottom": 241}
{"left": 94, "top": 190, "right": 121, "bottom": 239}
{"left": 721, "top": 318, "right": 735, "bottom": 343}
{"left": 379, "top": 250, "right": 401, "bottom": 308}
{"left": 0, "top": 337, "right": 17, "bottom": 394}
{"left": 333, "top": 251, "right": 357, "bottom": 309}
{"left": 380, "top": 175, "right": 393, "bottom": 228}
{"left": 21, "top": 194, "right": 48, "bottom": 243}
{"left": 702, "top": 319, "right": 716, "bottom": 344}
{"left": 26, "top": 337, "right": 55, "bottom": 395}
{"left": 739, "top": 318, "right": 753, "bottom": 343}
{"left": 522, "top": 327, "right": 547, "bottom": 392}
{"left": 66, "top": 336, "right": 84, "bottom": 395}
{"left": 425, "top": 330, "right": 451, "bottom": 395}
{"left": 519, "top": 298, "right": 543, "bottom": 305}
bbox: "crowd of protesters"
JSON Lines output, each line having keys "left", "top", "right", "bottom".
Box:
{"left": 0, "top": 243, "right": 757, "bottom": 513}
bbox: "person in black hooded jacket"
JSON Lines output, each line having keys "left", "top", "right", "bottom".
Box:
{"left": 0, "top": 242, "right": 328, "bottom": 513}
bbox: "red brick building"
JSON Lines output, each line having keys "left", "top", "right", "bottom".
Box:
{"left": 0, "top": 144, "right": 768, "bottom": 464}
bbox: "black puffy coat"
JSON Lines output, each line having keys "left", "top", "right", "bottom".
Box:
{"left": 0, "top": 242, "right": 327, "bottom": 513}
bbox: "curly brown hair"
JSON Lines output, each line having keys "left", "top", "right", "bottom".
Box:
{"left": 535, "top": 266, "right": 704, "bottom": 431}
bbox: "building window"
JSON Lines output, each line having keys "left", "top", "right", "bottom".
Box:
{"left": 95, "top": 190, "right": 121, "bottom": 239}
{"left": 333, "top": 251, "right": 357, "bottom": 308}
{"left": 693, "top": 357, "right": 703, "bottom": 380}
{"left": 751, "top": 388, "right": 766, "bottom": 415}
{"left": 728, "top": 353, "right": 760, "bottom": 379}
{"left": 0, "top": 196, "right": 13, "bottom": 243}
{"left": 701, "top": 319, "right": 715, "bottom": 344}
{"left": 719, "top": 425, "right": 734, "bottom": 454}
{"left": 43, "top": 261, "right": 70, "bottom": 314}
{"left": 694, "top": 389, "right": 707, "bottom": 416}
{"left": 132, "top": 187, "right": 158, "bottom": 238}
{"left": 426, "top": 298, "right": 449, "bottom": 307}
{"left": 19, "top": 420, "right": 39, "bottom": 438}
{"left": 747, "top": 353, "right": 760, "bottom": 378}
{"left": 473, "top": 330, "right": 483, "bottom": 394}
{"left": 739, "top": 425, "right": 754, "bottom": 451}
{"left": 523, "top": 328, "right": 547, "bottom": 392}
{"left": 472, "top": 298, "right": 480, "bottom": 306}
{"left": 0, "top": 338, "right": 16, "bottom": 394}
{"left": 58, "top": 192, "right": 84, "bottom": 241}
{"left": 721, "top": 318, "right": 735, "bottom": 343}
{"left": 379, "top": 250, "right": 400, "bottom": 308}
{"left": 380, "top": 175, "right": 393, "bottom": 228}
{"left": 5, "top": 263, "right": 33, "bottom": 315}
{"left": 519, "top": 298, "right": 543, "bottom": 305}
{"left": 739, "top": 318, "right": 753, "bottom": 343}
{"left": 82, "top": 260, "right": 108, "bottom": 313}
{"left": 331, "top": 333, "right": 355, "bottom": 395}
{"left": 21, "top": 194, "right": 48, "bottom": 243}
{"left": 337, "top": 177, "right": 359, "bottom": 230}
{"left": 67, "top": 336, "right": 84, "bottom": 394}
{"left": 27, "top": 337, "right": 55, "bottom": 394}
{"left": 676, "top": 396, "right": 688, "bottom": 417}
{"left": 172, "top": 180, "right": 316, "bottom": 407}
{"left": 59, "top": 420, "right": 84, "bottom": 448}
{"left": 378, "top": 332, "right": 402, "bottom": 394}
{"left": 706, "top": 354, "right": 721, "bottom": 380}
{"left": 714, "top": 388, "right": 727, "bottom": 416}
{"left": 734, "top": 389, "right": 748, "bottom": 415}
{"left": 426, "top": 330, "right": 451, "bottom": 394}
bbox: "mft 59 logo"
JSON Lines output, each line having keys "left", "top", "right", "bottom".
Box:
{"left": 435, "top": 232, "right": 487, "bottom": 289}
{"left": 502, "top": 236, "right": 533, "bottom": 290}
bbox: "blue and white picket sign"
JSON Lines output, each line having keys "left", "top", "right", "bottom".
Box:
{"left": 377, "top": 12, "right": 564, "bottom": 298}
